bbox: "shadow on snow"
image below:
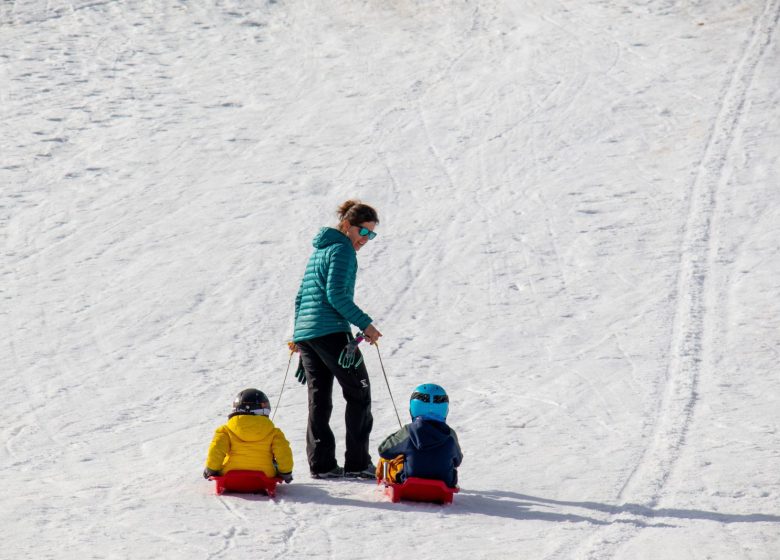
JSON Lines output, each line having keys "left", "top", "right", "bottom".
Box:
{"left": 476, "top": 490, "right": 780, "bottom": 525}
{"left": 210, "top": 481, "right": 780, "bottom": 526}
{"left": 232, "top": 484, "right": 780, "bottom": 526}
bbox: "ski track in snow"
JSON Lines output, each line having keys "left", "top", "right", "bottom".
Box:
{"left": 549, "top": 1, "right": 780, "bottom": 558}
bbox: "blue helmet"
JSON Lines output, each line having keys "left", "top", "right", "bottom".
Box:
{"left": 409, "top": 383, "right": 449, "bottom": 422}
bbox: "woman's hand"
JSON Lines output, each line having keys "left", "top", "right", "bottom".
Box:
{"left": 363, "top": 324, "right": 382, "bottom": 345}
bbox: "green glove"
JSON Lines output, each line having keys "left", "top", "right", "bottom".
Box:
{"left": 338, "top": 334, "right": 364, "bottom": 369}
{"left": 295, "top": 357, "right": 306, "bottom": 385}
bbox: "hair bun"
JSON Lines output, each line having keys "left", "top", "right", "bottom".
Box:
{"left": 337, "top": 200, "right": 359, "bottom": 219}
{"left": 337, "top": 199, "right": 380, "bottom": 225}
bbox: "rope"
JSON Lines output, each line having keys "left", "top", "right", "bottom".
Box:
{"left": 273, "top": 338, "right": 402, "bottom": 429}
{"left": 271, "top": 350, "right": 295, "bottom": 422}
{"left": 375, "top": 343, "right": 403, "bottom": 429}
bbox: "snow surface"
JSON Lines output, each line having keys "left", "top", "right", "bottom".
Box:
{"left": 2, "top": 1, "right": 779, "bottom": 558}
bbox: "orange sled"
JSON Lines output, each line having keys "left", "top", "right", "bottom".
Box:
{"left": 209, "top": 470, "right": 282, "bottom": 497}
{"left": 381, "top": 477, "right": 459, "bottom": 504}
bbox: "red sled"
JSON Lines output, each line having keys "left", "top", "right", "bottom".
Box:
{"left": 209, "top": 470, "right": 282, "bottom": 497}
{"left": 381, "top": 477, "right": 459, "bottom": 504}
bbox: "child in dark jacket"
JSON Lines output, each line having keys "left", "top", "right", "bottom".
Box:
{"left": 376, "top": 384, "right": 462, "bottom": 488}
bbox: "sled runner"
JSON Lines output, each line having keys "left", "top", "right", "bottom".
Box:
{"left": 381, "top": 476, "right": 459, "bottom": 504}
{"left": 209, "top": 470, "right": 282, "bottom": 497}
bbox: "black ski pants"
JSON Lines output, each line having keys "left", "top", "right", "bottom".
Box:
{"left": 297, "top": 331, "right": 373, "bottom": 474}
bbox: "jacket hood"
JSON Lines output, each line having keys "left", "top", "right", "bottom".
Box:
{"left": 226, "top": 414, "right": 275, "bottom": 442}
{"left": 408, "top": 417, "right": 452, "bottom": 451}
{"left": 312, "top": 227, "right": 352, "bottom": 250}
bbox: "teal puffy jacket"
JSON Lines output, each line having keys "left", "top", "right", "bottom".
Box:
{"left": 293, "top": 227, "right": 373, "bottom": 342}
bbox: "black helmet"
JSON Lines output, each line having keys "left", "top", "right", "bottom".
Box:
{"left": 229, "top": 388, "right": 271, "bottom": 418}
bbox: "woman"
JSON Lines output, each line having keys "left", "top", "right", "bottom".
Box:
{"left": 292, "top": 200, "right": 383, "bottom": 479}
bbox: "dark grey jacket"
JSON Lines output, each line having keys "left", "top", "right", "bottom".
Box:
{"left": 378, "top": 417, "right": 463, "bottom": 487}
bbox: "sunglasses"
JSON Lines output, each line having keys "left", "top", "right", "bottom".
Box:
{"left": 354, "top": 226, "right": 377, "bottom": 240}
{"left": 410, "top": 392, "right": 449, "bottom": 404}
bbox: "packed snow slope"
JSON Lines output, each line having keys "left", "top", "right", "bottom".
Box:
{"left": 2, "top": 1, "right": 779, "bottom": 559}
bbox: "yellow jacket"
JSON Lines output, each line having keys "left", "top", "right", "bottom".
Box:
{"left": 205, "top": 415, "right": 293, "bottom": 477}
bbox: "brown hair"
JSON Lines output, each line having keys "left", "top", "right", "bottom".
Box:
{"left": 337, "top": 199, "right": 379, "bottom": 226}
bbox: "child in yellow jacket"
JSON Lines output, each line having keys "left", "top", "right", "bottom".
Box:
{"left": 203, "top": 388, "right": 294, "bottom": 483}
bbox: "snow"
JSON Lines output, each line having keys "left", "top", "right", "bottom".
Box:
{"left": 2, "top": 1, "right": 779, "bottom": 558}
